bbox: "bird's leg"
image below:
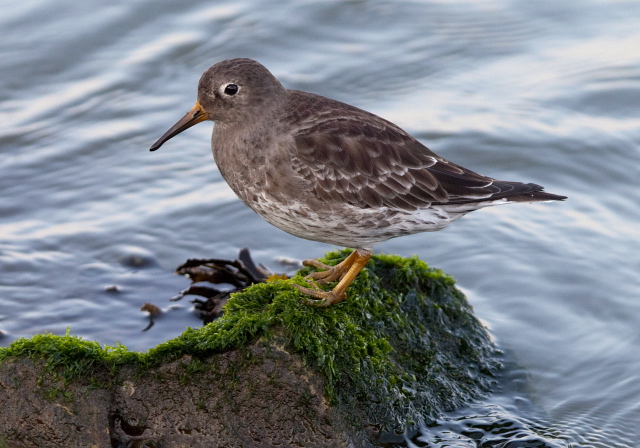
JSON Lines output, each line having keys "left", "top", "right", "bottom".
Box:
{"left": 293, "top": 249, "right": 372, "bottom": 307}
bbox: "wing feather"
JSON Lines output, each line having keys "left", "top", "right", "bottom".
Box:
{"left": 286, "top": 91, "right": 558, "bottom": 210}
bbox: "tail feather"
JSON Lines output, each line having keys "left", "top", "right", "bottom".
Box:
{"left": 443, "top": 180, "right": 567, "bottom": 205}
{"left": 502, "top": 182, "right": 567, "bottom": 203}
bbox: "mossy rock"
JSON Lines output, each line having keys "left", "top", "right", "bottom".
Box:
{"left": 0, "top": 251, "right": 498, "bottom": 447}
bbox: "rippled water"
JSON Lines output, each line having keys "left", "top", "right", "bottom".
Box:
{"left": 1, "top": 0, "right": 639, "bottom": 446}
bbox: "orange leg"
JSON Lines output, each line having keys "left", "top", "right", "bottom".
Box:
{"left": 293, "top": 249, "right": 372, "bottom": 307}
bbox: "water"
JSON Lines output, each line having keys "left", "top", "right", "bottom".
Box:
{"left": 1, "top": 0, "right": 639, "bottom": 446}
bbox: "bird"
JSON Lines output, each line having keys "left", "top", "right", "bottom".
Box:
{"left": 149, "top": 58, "right": 566, "bottom": 307}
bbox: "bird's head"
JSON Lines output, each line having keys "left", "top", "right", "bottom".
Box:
{"left": 150, "top": 58, "right": 285, "bottom": 151}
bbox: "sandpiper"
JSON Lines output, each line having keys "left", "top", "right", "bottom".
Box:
{"left": 150, "top": 58, "right": 566, "bottom": 307}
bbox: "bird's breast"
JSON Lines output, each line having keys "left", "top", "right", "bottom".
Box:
{"left": 211, "top": 125, "right": 294, "bottom": 207}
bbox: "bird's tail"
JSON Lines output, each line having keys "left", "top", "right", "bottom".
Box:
{"left": 502, "top": 182, "right": 567, "bottom": 203}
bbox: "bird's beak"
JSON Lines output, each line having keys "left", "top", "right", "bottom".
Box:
{"left": 149, "top": 102, "right": 208, "bottom": 151}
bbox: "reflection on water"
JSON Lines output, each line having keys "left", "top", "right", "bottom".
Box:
{"left": 1, "top": 0, "right": 639, "bottom": 445}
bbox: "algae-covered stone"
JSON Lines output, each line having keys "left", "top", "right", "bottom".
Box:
{"left": 0, "top": 251, "right": 498, "bottom": 447}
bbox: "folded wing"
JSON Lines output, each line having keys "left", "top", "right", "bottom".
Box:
{"left": 290, "top": 107, "right": 561, "bottom": 211}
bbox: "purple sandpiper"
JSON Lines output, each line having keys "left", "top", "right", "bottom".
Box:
{"left": 150, "top": 58, "right": 566, "bottom": 307}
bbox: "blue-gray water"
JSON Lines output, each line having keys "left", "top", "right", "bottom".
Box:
{"left": 1, "top": 1, "right": 639, "bottom": 446}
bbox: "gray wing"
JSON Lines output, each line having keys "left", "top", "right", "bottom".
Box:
{"left": 289, "top": 104, "right": 539, "bottom": 211}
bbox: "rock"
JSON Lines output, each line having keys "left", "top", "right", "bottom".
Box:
{"left": 0, "top": 251, "right": 498, "bottom": 447}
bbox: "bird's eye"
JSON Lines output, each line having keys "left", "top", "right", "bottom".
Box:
{"left": 223, "top": 83, "right": 239, "bottom": 96}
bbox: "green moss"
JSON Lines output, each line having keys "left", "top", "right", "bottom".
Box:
{"left": 0, "top": 251, "right": 497, "bottom": 428}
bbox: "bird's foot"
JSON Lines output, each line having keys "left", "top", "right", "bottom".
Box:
{"left": 293, "top": 249, "right": 372, "bottom": 307}
{"left": 292, "top": 283, "right": 347, "bottom": 307}
{"left": 302, "top": 258, "right": 350, "bottom": 284}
